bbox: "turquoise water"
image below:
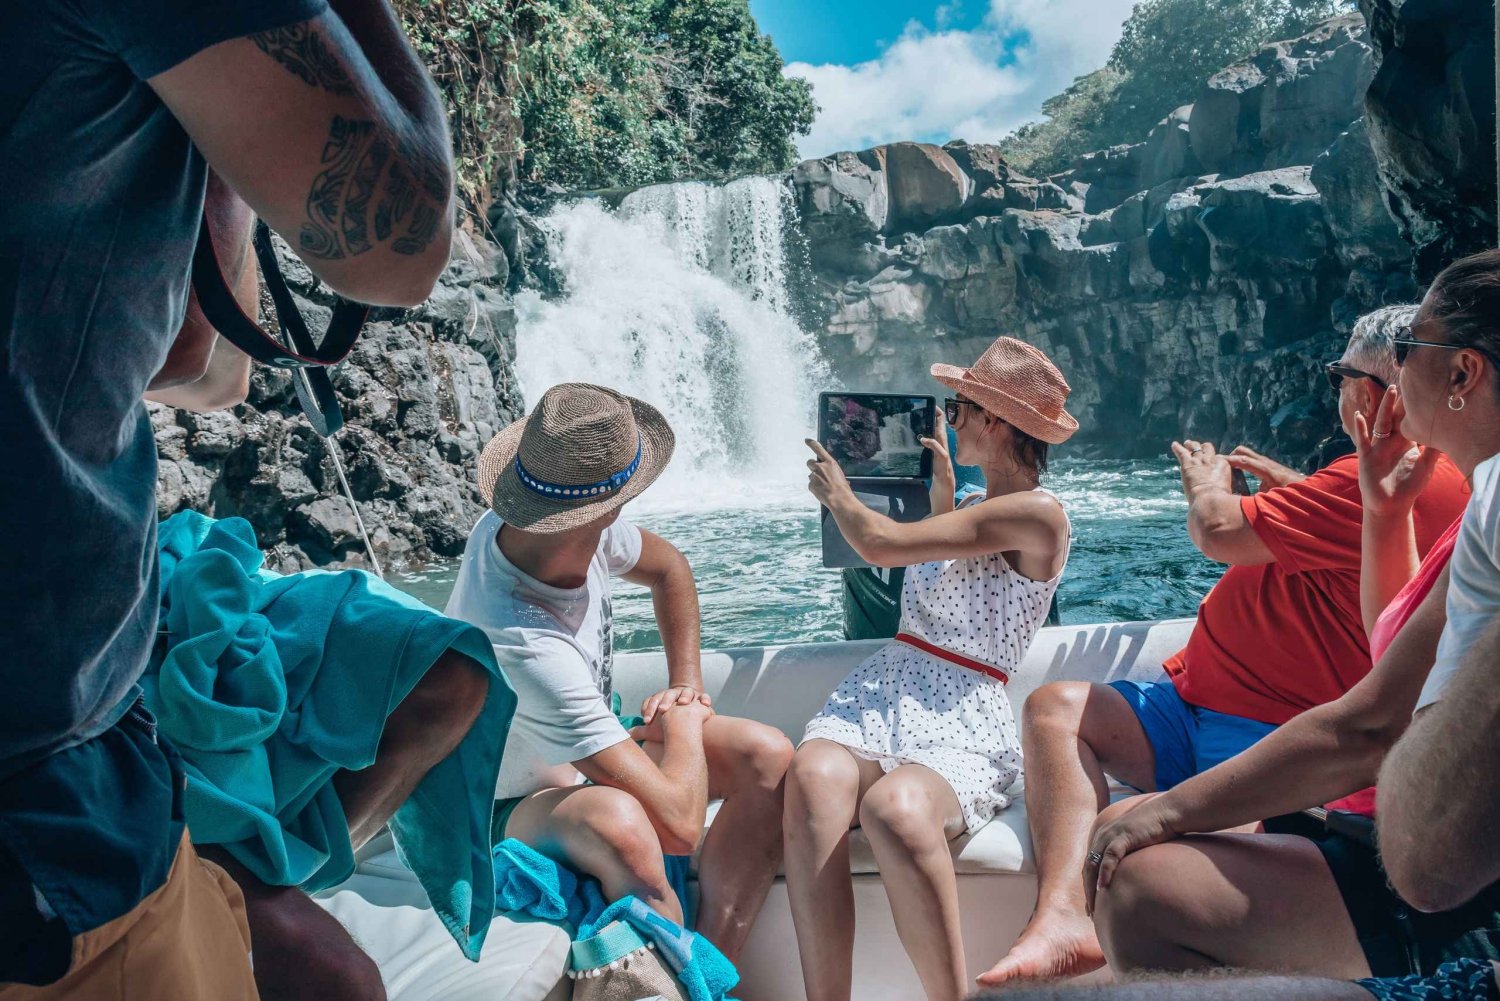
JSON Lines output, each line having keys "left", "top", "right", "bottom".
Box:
{"left": 391, "top": 458, "right": 1223, "bottom": 652}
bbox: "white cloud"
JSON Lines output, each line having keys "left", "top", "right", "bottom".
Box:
{"left": 785, "top": 0, "right": 1138, "bottom": 160}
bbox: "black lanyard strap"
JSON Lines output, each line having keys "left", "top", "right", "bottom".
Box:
{"left": 191, "top": 215, "right": 368, "bottom": 370}
{"left": 191, "top": 215, "right": 368, "bottom": 437}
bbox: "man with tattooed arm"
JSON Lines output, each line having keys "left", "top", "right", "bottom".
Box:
{"left": 0, "top": 2, "right": 471, "bottom": 998}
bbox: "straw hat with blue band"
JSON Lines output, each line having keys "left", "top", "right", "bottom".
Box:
{"left": 478, "top": 383, "right": 676, "bottom": 533}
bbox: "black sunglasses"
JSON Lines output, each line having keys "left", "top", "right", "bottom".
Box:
{"left": 943, "top": 397, "right": 982, "bottom": 424}
{"left": 1324, "top": 362, "right": 1387, "bottom": 393}
{"left": 1392, "top": 336, "right": 1473, "bottom": 366}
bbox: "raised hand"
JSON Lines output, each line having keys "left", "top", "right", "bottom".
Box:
{"left": 1354, "top": 385, "right": 1443, "bottom": 519}
{"left": 920, "top": 410, "right": 955, "bottom": 482}
{"left": 640, "top": 684, "right": 713, "bottom": 725}
{"left": 1170, "top": 439, "right": 1232, "bottom": 499}
{"left": 1225, "top": 445, "right": 1305, "bottom": 488}
{"left": 806, "top": 438, "right": 852, "bottom": 507}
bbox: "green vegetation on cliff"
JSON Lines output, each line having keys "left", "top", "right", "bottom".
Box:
{"left": 396, "top": 0, "right": 815, "bottom": 210}
{"left": 999, "top": 0, "right": 1352, "bottom": 176}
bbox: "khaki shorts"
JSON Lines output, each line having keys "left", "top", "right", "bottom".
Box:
{"left": 0, "top": 833, "right": 258, "bottom": 1001}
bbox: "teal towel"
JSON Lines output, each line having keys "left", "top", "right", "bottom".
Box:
{"left": 493, "top": 838, "right": 738, "bottom": 1001}
{"left": 146, "top": 511, "right": 517, "bottom": 960}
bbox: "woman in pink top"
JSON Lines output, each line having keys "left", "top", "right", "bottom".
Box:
{"left": 1079, "top": 252, "right": 1500, "bottom": 983}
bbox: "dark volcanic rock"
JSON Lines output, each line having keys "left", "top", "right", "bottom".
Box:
{"left": 1359, "top": 0, "right": 1497, "bottom": 281}
{"left": 881, "top": 142, "right": 971, "bottom": 233}
{"left": 151, "top": 227, "right": 523, "bottom": 572}
{"left": 1190, "top": 15, "right": 1371, "bottom": 176}
{"left": 785, "top": 12, "right": 1473, "bottom": 469}
{"left": 1311, "top": 118, "right": 1418, "bottom": 324}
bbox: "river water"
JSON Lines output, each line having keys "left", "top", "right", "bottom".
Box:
{"left": 391, "top": 458, "right": 1223, "bottom": 651}
{"left": 391, "top": 177, "right": 1223, "bottom": 649}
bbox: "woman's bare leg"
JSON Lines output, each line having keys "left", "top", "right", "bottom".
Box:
{"left": 1094, "top": 833, "right": 1371, "bottom": 978}
{"left": 858, "top": 765, "right": 968, "bottom": 1001}
{"left": 783, "top": 739, "right": 884, "bottom": 1001}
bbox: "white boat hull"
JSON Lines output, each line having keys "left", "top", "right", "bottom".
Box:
{"left": 317, "top": 617, "right": 1196, "bottom": 1000}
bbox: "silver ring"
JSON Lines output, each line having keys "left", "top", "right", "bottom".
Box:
{"left": 1086, "top": 851, "right": 1104, "bottom": 867}
{"left": 1371, "top": 430, "right": 1391, "bottom": 439}
{"left": 1190, "top": 448, "right": 1203, "bottom": 456}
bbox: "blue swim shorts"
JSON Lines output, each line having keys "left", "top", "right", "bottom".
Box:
{"left": 1106, "top": 679, "right": 1279, "bottom": 791}
{"left": 1357, "top": 958, "right": 1500, "bottom": 1000}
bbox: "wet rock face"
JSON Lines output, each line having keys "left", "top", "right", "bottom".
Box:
{"left": 1359, "top": 0, "right": 1497, "bottom": 282}
{"left": 789, "top": 13, "right": 1462, "bottom": 469}
{"left": 152, "top": 230, "right": 523, "bottom": 572}
{"left": 1190, "top": 15, "right": 1372, "bottom": 177}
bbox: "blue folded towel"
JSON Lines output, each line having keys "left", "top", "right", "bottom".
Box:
{"left": 146, "top": 511, "right": 518, "bottom": 960}
{"left": 493, "top": 838, "right": 739, "bottom": 1001}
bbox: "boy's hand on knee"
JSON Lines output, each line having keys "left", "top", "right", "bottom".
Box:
{"left": 641, "top": 685, "right": 713, "bottom": 724}
{"left": 630, "top": 698, "right": 714, "bottom": 742}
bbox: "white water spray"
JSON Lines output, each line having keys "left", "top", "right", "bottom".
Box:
{"left": 515, "top": 176, "right": 828, "bottom": 512}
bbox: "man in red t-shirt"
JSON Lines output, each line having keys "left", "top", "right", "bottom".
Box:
{"left": 977, "top": 311, "right": 1472, "bottom": 987}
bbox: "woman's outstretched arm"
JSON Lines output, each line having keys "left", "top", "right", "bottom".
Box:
{"left": 807, "top": 440, "right": 1066, "bottom": 568}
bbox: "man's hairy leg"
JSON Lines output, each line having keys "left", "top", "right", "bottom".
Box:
{"left": 332, "top": 650, "right": 489, "bottom": 849}
{"left": 978, "top": 682, "right": 1157, "bottom": 986}
{"left": 1094, "top": 834, "right": 1369, "bottom": 978}
{"left": 197, "top": 847, "right": 386, "bottom": 1001}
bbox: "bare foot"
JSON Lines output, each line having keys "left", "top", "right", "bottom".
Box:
{"left": 976, "top": 913, "right": 1107, "bottom": 987}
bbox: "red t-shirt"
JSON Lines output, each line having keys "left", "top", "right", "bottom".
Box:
{"left": 1325, "top": 516, "right": 1463, "bottom": 816}
{"left": 1166, "top": 454, "right": 1470, "bottom": 725}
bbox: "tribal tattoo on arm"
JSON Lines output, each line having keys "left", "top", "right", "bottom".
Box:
{"left": 250, "top": 24, "right": 356, "bottom": 96}
{"left": 248, "top": 22, "right": 449, "bottom": 261}
{"left": 300, "top": 116, "right": 447, "bottom": 260}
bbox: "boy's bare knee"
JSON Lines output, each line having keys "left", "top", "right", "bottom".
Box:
{"left": 732, "top": 722, "right": 795, "bottom": 790}
{"left": 580, "top": 789, "right": 667, "bottom": 881}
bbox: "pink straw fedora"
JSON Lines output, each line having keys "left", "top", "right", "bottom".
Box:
{"left": 478, "top": 383, "right": 675, "bottom": 533}
{"left": 931, "top": 336, "right": 1078, "bottom": 444}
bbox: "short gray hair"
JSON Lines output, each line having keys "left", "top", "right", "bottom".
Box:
{"left": 1340, "top": 304, "right": 1417, "bottom": 386}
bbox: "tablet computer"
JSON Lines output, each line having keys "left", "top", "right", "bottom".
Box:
{"left": 817, "top": 392, "right": 936, "bottom": 480}
{"left": 820, "top": 480, "right": 932, "bottom": 568}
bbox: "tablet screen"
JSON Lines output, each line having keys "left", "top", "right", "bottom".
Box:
{"left": 817, "top": 393, "right": 935, "bottom": 479}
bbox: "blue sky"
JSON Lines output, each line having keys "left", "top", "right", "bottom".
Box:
{"left": 750, "top": 0, "right": 990, "bottom": 66}
{"left": 749, "top": 0, "right": 1139, "bottom": 160}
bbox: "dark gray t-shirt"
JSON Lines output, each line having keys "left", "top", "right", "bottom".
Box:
{"left": 0, "top": 0, "right": 323, "bottom": 774}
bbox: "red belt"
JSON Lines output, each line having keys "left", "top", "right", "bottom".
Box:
{"left": 894, "top": 632, "right": 1009, "bottom": 684}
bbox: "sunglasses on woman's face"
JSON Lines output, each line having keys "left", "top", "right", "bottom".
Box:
{"left": 1392, "top": 335, "right": 1470, "bottom": 366}
{"left": 944, "top": 397, "right": 982, "bottom": 424}
{"left": 1324, "top": 362, "right": 1387, "bottom": 393}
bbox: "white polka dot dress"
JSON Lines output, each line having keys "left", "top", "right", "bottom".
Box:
{"left": 803, "top": 491, "right": 1069, "bottom": 833}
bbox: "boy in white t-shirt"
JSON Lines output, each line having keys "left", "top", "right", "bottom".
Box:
{"left": 446, "top": 382, "right": 793, "bottom": 961}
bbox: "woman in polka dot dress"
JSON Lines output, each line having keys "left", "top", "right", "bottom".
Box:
{"left": 784, "top": 336, "right": 1078, "bottom": 1001}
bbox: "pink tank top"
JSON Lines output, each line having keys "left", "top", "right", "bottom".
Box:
{"left": 1325, "top": 516, "right": 1462, "bottom": 816}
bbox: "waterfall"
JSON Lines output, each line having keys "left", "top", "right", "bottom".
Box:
{"left": 514, "top": 176, "right": 829, "bottom": 512}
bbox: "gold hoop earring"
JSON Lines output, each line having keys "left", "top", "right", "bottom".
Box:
{"left": 1449, "top": 394, "right": 1467, "bottom": 412}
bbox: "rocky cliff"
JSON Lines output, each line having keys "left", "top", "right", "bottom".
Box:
{"left": 153, "top": 2, "right": 1495, "bottom": 569}
{"left": 789, "top": 8, "right": 1495, "bottom": 466}
{"left": 151, "top": 229, "right": 524, "bottom": 572}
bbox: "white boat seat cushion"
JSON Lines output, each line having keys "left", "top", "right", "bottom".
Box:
{"left": 315, "top": 839, "right": 570, "bottom": 1001}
